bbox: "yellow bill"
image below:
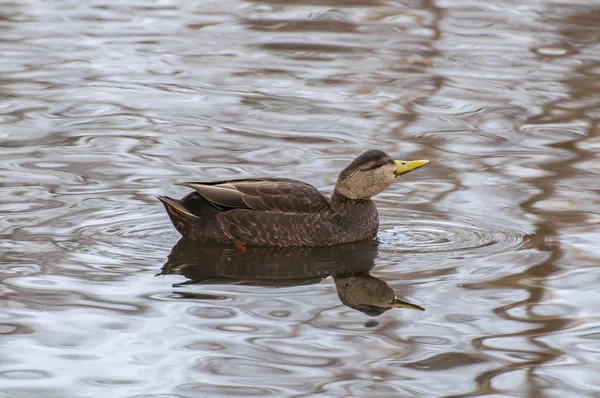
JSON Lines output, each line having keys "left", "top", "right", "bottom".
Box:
{"left": 394, "top": 159, "right": 429, "bottom": 177}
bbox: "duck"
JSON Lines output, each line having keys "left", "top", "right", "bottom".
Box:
{"left": 158, "top": 149, "right": 429, "bottom": 247}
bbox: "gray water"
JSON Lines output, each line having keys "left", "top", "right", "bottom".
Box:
{"left": 2, "top": 0, "right": 600, "bottom": 397}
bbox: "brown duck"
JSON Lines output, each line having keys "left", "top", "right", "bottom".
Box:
{"left": 159, "top": 150, "right": 429, "bottom": 246}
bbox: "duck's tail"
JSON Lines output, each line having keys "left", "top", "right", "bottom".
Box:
{"left": 158, "top": 193, "right": 222, "bottom": 238}
{"left": 158, "top": 196, "right": 199, "bottom": 237}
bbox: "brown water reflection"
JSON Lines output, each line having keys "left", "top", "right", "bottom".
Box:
{"left": 1, "top": 0, "right": 600, "bottom": 397}
{"left": 161, "top": 238, "right": 424, "bottom": 316}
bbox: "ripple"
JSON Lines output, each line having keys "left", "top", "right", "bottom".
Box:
{"left": 248, "top": 337, "right": 342, "bottom": 367}
{"left": 129, "top": 395, "right": 188, "bottom": 398}
{"left": 0, "top": 369, "right": 52, "bottom": 380}
{"left": 178, "top": 384, "right": 283, "bottom": 397}
{"left": 379, "top": 219, "right": 538, "bottom": 255}
{"left": 403, "top": 352, "right": 487, "bottom": 370}
{"left": 407, "top": 336, "right": 452, "bottom": 346}
{"left": 186, "top": 306, "right": 236, "bottom": 319}
{"left": 53, "top": 102, "right": 132, "bottom": 118}
{"left": 532, "top": 44, "right": 578, "bottom": 57}
{"left": 83, "top": 378, "right": 141, "bottom": 386}
{"left": 184, "top": 341, "right": 227, "bottom": 351}
{"left": 196, "top": 357, "right": 292, "bottom": 377}
{"left": 217, "top": 325, "right": 258, "bottom": 333}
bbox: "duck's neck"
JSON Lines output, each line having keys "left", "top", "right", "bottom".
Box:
{"left": 331, "top": 188, "right": 372, "bottom": 211}
{"left": 330, "top": 188, "right": 380, "bottom": 241}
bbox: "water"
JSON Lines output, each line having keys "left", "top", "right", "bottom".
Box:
{"left": 1, "top": 0, "right": 600, "bottom": 396}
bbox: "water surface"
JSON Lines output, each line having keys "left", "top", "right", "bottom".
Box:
{"left": 2, "top": 0, "right": 600, "bottom": 397}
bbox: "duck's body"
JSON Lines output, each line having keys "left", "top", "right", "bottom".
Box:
{"left": 159, "top": 150, "right": 428, "bottom": 247}
{"left": 159, "top": 181, "right": 378, "bottom": 246}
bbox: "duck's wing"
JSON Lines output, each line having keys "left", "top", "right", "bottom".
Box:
{"left": 177, "top": 178, "right": 331, "bottom": 214}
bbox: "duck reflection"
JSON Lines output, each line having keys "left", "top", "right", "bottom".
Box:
{"left": 160, "top": 238, "right": 424, "bottom": 316}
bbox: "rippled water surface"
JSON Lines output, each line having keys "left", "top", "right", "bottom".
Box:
{"left": 2, "top": 0, "right": 600, "bottom": 397}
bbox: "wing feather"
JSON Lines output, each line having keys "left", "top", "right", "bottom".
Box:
{"left": 178, "top": 179, "right": 330, "bottom": 214}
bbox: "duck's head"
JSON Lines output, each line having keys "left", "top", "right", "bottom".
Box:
{"left": 335, "top": 149, "right": 429, "bottom": 199}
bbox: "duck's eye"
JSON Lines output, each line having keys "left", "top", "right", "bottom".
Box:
{"left": 366, "top": 162, "right": 383, "bottom": 170}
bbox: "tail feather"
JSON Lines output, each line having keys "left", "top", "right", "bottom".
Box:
{"left": 157, "top": 196, "right": 195, "bottom": 217}
{"left": 158, "top": 193, "right": 223, "bottom": 240}
{"left": 158, "top": 196, "right": 200, "bottom": 237}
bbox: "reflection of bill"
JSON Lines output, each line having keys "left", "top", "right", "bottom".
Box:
{"left": 159, "top": 238, "right": 424, "bottom": 317}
